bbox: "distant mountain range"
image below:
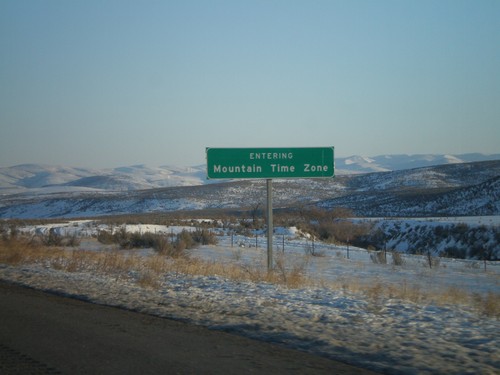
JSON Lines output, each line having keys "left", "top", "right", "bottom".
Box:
{"left": 1, "top": 157, "right": 499, "bottom": 219}
{"left": 1, "top": 153, "right": 499, "bottom": 194}
{"left": 335, "top": 153, "right": 500, "bottom": 174}
{"left": 0, "top": 164, "right": 207, "bottom": 194}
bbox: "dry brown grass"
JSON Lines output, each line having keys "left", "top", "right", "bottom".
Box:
{"left": 0, "top": 237, "right": 307, "bottom": 288}
{"left": 0, "top": 237, "right": 65, "bottom": 265}
{"left": 272, "top": 252, "right": 309, "bottom": 288}
{"left": 136, "top": 269, "right": 162, "bottom": 289}
{"left": 480, "top": 292, "right": 500, "bottom": 318}
{"left": 325, "top": 275, "right": 499, "bottom": 318}
{"left": 438, "top": 286, "right": 466, "bottom": 305}
{"left": 1, "top": 237, "right": 498, "bottom": 318}
{"left": 0, "top": 239, "right": 27, "bottom": 265}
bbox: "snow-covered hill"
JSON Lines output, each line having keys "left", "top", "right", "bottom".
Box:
{"left": 1, "top": 160, "right": 499, "bottom": 219}
{"left": 2, "top": 153, "right": 499, "bottom": 194}
{"left": 0, "top": 164, "right": 207, "bottom": 194}
{"left": 335, "top": 153, "right": 500, "bottom": 174}
{"left": 319, "top": 161, "right": 500, "bottom": 216}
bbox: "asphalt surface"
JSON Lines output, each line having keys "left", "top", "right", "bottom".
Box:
{"left": 0, "top": 281, "right": 379, "bottom": 374}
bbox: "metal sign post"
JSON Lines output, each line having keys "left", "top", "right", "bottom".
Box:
{"left": 267, "top": 179, "right": 273, "bottom": 271}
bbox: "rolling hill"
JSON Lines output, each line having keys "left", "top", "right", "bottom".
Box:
{"left": 2, "top": 153, "right": 499, "bottom": 194}
{"left": 1, "top": 159, "right": 499, "bottom": 218}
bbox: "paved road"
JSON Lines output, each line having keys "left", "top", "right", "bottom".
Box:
{"left": 0, "top": 281, "right": 379, "bottom": 374}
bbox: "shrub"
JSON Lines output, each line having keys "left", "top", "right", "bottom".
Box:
{"left": 494, "top": 228, "right": 500, "bottom": 243}
{"left": 176, "top": 230, "right": 196, "bottom": 249}
{"left": 392, "top": 251, "right": 405, "bottom": 266}
{"left": 41, "top": 229, "right": 63, "bottom": 246}
{"left": 469, "top": 243, "right": 485, "bottom": 260}
{"left": 434, "top": 225, "right": 448, "bottom": 239}
{"left": 114, "top": 227, "right": 131, "bottom": 248}
{"left": 9, "top": 224, "right": 19, "bottom": 240}
{"left": 476, "top": 292, "right": 500, "bottom": 318}
{"left": 443, "top": 246, "right": 466, "bottom": 259}
{"left": 191, "top": 229, "right": 218, "bottom": 245}
{"left": 153, "top": 235, "right": 172, "bottom": 254}
{"left": 1, "top": 223, "right": 9, "bottom": 241}
{"left": 97, "top": 230, "right": 115, "bottom": 245}
{"left": 429, "top": 256, "right": 440, "bottom": 269}
{"left": 97, "top": 228, "right": 209, "bottom": 257}
{"left": 370, "top": 251, "right": 387, "bottom": 264}
{"left": 455, "top": 223, "right": 469, "bottom": 235}
{"left": 273, "top": 252, "right": 308, "bottom": 288}
{"left": 129, "top": 232, "right": 158, "bottom": 248}
{"left": 0, "top": 222, "right": 23, "bottom": 242}
{"left": 65, "top": 234, "right": 81, "bottom": 247}
{"left": 424, "top": 249, "right": 440, "bottom": 268}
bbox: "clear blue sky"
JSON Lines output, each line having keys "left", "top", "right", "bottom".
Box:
{"left": 1, "top": 0, "right": 499, "bottom": 168}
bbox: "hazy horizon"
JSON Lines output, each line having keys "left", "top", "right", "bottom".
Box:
{"left": 2, "top": 151, "right": 500, "bottom": 170}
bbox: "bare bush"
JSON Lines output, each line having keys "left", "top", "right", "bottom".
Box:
{"left": 0, "top": 222, "right": 9, "bottom": 241}
{"left": 65, "top": 234, "right": 81, "bottom": 247}
{"left": 191, "top": 228, "right": 218, "bottom": 245}
{"left": 153, "top": 235, "right": 172, "bottom": 254}
{"left": 426, "top": 250, "right": 441, "bottom": 269}
{"left": 41, "top": 229, "right": 64, "bottom": 246}
{"left": 474, "top": 292, "right": 500, "bottom": 318}
{"left": 97, "top": 230, "right": 115, "bottom": 244}
{"left": 370, "top": 251, "right": 387, "bottom": 264}
{"left": 392, "top": 251, "right": 405, "bottom": 266}
{"left": 96, "top": 228, "right": 214, "bottom": 258}
{"left": 273, "top": 252, "right": 309, "bottom": 288}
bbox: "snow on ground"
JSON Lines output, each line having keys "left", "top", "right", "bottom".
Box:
{"left": 2, "top": 220, "right": 500, "bottom": 374}
{"left": 198, "top": 236, "right": 500, "bottom": 296}
{"left": 356, "top": 216, "right": 500, "bottom": 226}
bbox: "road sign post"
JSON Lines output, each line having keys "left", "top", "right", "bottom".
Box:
{"left": 206, "top": 147, "right": 334, "bottom": 271}
{"left": 267, "top": 178, "right": 273, "bottom": 270}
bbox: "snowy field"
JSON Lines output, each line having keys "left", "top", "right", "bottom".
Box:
{"left": 2, "top": 219, "right": 499, "bottom": 374}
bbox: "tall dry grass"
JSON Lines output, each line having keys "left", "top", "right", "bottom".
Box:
{"left": 0, "top": 237, "right": 498, "bottom": 318}
{"left": 0, "top": 237, "right": 307, "bottom": 288}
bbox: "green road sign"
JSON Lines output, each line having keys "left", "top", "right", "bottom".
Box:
{"left": 206, "top": 147, "right": 334, "bottom": 179}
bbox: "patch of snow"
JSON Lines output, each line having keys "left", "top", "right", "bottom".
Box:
{"left": 3, "top": 220, "right": 499, "bottom": 374}
{"left": 443, "top": 154, "right": 464, "bottom": 164}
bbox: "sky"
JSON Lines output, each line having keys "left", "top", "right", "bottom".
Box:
{"left": 1, "top": 0, "right": 499, "bottom": 169}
